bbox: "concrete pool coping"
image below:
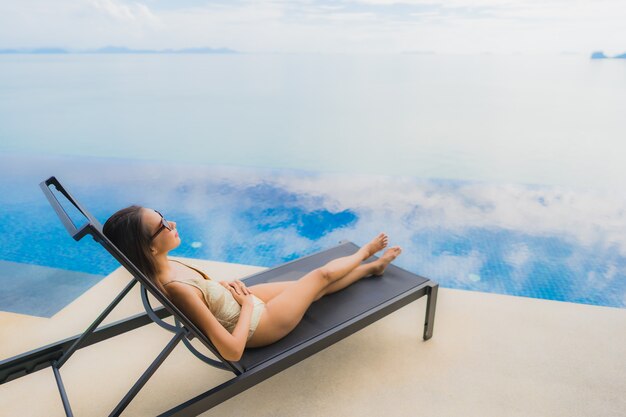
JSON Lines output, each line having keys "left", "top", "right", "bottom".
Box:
{"left": 1, "top": 257, "right": 625, "bottom": 416}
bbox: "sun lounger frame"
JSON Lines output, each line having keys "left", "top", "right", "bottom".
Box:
{"left": 0, "top": 176, "right": 438, "bottom": 416}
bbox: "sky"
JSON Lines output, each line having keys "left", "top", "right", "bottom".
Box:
{"left": 0, "top": 0, "right": 625, "bottom": 55}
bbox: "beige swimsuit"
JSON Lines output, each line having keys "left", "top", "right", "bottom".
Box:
{"left": 163, "top": 259, "right": 265, "bottom": 341}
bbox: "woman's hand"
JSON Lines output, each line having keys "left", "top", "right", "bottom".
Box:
{"left": 224, "top": 280, "right": 254, "bottom": 307}
{"left": 218, "top": 280, "right": 248, "bottom": 294}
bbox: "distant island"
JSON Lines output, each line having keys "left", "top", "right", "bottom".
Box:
{"left": 0, "top": 46, "right": 239, "bottom": 55}
{"left": 590, "top": 51, "right": 626, "bottom": 59}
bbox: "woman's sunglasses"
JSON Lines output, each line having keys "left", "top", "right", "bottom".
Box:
{"left": 150, "top": 210, "right": 173, "bottom": 241}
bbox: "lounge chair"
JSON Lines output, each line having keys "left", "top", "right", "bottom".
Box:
{"left": 0, "top": 176, "right": 438, "bottom": 416}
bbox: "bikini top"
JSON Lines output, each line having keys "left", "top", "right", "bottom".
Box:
{"left": 162, "top": 259, "right": 242, "bottom": 333}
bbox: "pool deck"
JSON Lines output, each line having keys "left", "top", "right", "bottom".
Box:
{"left": 1, "top": 257, "right": 625, "bottom": 416}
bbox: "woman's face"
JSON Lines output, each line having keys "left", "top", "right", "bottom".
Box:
{"left": 142, "top": 208, "right": 180, "bottom": 255}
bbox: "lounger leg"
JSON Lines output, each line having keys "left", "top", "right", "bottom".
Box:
{"left": 423, "top": 283, "right": 438, "bottom": 340}
{"left": 53, "top": 365, "right": 74, "bottom": 417}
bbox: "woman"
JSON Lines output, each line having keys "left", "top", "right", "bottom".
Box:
{"left": 103, "top": 206, "right": 402, "bottom": 362}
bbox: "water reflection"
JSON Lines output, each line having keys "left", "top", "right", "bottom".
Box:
{"left": 1, "top": 153, "right": 624, "bottom": 310}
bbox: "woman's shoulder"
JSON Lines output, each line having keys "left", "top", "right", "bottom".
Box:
{"left": 156, "top": 264, "right": 198, "bottom": 291}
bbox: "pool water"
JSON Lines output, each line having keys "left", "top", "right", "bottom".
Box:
{"left": 1, "top": 153, "right": 624, "bottom": 317}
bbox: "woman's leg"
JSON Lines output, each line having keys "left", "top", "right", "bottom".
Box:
{"left": 249, "top": 264, "right": 378, "bottom": 304}
{"left": 254, "top": 233, "right": 389, "bottom": 344}
{"left": 313, "top": 246, "right": 402, "bottom": 301}
{"left": 248, "top": 281, "right": 293, "bottom": 303}
{"left": 249, "top": 246, "right": 402, "bottom": 304}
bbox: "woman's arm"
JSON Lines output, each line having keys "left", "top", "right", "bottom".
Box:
{"left": 168, "top": 284, "right": 252, "bottom": 361}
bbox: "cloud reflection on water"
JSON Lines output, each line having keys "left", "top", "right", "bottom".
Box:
{"left": 1, "top": 154, "right": 624, "bottom": 308}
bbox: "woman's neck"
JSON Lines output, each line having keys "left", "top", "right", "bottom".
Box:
{"left": 153, "top": 253, "right": 173, "bottom": 278}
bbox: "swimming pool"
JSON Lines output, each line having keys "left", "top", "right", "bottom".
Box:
{"left": 1, "top": 153, "right": 624, "bottom": 317}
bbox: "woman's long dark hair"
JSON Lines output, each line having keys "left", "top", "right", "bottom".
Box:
{"left": 103, "top": 205, "right": 164, "bottom": 292}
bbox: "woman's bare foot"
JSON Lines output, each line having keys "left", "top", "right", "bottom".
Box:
{"left": 362, "top": 233, "right": 389, "bottom": 258}
{"left": 372, "top": 246, "right": 402, "bottom": 276}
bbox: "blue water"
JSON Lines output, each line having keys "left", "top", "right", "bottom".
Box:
{"left": 0, "top": 54, "right": 625, "bottom": 316}
{"left": 1, "top": 153, "right": 624, "bottom": 314}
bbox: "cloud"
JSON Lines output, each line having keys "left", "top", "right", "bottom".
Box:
{"left": 89, "top": 0, "right": 158, "bottom": 23}
{"left": 1, "top": 0, "right": 625, "bottom": 53}
{"left": 268, "top": 172, "right": 626, "bottom": 255}
{"left": 0, "top": 0, "right": 163, "bottom": 48}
